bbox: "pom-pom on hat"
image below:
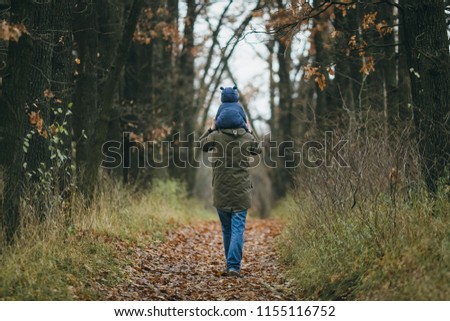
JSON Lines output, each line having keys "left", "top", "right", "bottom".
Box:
{"left": 220, "top": 85, "right": 239, "bottom": 103}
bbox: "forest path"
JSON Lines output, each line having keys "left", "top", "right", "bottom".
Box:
{"left": 103, "top": 219, "right": 299, "bottom": 300}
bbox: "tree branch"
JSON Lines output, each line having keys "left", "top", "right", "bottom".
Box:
{"left": 195, "top": 0, "right": 233, "bottom": 111}
{"left": 196, "top": 0, "right": 264, "bottom": 116}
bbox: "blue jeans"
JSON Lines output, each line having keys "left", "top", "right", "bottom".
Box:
{"left": 217, "top": 208, "right": 248, "bottom": 271}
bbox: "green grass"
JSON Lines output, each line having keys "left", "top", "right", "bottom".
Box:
{"left": 275, "top": 191, "right": 450, "bottom": 300}
{"left": 0, "top": 178, "right": 214, "bottom": 300}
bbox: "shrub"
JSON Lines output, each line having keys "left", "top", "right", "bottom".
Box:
{"left": 278, "top": 128, "right": 450, "bottom": 300}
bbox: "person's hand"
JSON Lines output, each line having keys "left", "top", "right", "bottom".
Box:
{"left": 210, "top": 119, "right": 216, "bottom": 130}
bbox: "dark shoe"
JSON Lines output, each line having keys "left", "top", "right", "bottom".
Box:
{"left": 228, "top": 269, "right": 240, "bottom": 277}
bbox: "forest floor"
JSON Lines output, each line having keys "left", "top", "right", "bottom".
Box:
{"left": 96, "top": 219, "right": 299, "bottom": 300}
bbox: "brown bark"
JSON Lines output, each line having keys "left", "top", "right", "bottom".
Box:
{"left": 72, "top": 0, "right": 99, "bottom": 198}
{"left": 402, "top": 0, "right": 450, "bottom": 194}
{"left": 312, "top": 0, "right": 335, "bottom": 131}
{"left": 51, "top": 0, "right": 74, "bottom": 200}
{"left": 1, "top": 0, "right": 53, "bottom": 241}
{"left": 272, "top": 0, "right": 294, "bottom": 199}
{"left": 0, "top": 23, "right": 30, "bottom": 240}
{"left": 398, "top": 0, "right": 412, "bottom": 122}
{"left": 267, "top": 39, "right": 277, "bottom": 135}
{"left": 169, "top": 0, "right": 197, "bottom": 193}
{"left": 93, "top": 0, "right": 145, "bottom": 188}
{"left": 379, "top": 4, "right": 398, "bottom": 132}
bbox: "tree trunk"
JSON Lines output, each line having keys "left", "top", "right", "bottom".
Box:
{"left": 23, "top": 0, "right": 53, "bottom": 202}
{"left": 177, "top": 0, "right": 197, "bottom": 195}
{"left": 1, "top": 0, "right": 53, "bottom": 241}
{"left": 379, "top": 4, "right": 398, "bottom": 133}
{"left": 92, "top": 0, "right": 144, "bottom": 191}
{"left": 267, "top": 40, "right": 277, "bottom": 135}
{"left": 312, "top": 0, "right": 335, "bottom": 132}
{"left": 72, "top": 0, "right": 99, "bottom": 198}
{"left": 398, "top": 0, "right": 412, "bottom": 122}
{"left": 272, "top": 0, "right": 295, "bottom": 200}
{"left": 97, "top": 0, "right": 125, "bottom": 182}
{"left": 51, "top": 0, "right": 74, "bottom": 201}
{"left": 0, "top": 18, "right": 30, "bottom": 239}
{"left": 402, "top": 0, "right": 450, "bottom": 194}
{"left": 158, "top": 0, "right": 177, "bottom": 125}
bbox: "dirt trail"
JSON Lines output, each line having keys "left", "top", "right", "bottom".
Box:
{"left": 104, "top": 219, "right": 298, "bottom": 300}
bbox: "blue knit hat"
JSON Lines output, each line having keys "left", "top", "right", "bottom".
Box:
{"left": 220, "top": 86, "right": 239, "bottom": 103}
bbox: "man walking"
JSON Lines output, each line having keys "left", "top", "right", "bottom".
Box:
{"left": 200, "top": 126, "right": 260, "bottom": 277}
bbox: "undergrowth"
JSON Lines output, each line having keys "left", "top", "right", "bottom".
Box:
{"left": 0, "top": 178, "right": 213, "bottom": 300}
{"left": 275, "top": 129, "right": 450, "bottom": 300}
{"left": 276, "top": 192, "right": 449, "bottom": 300}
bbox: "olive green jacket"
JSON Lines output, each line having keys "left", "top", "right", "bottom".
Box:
{"left": 200, "top": 128, "right": 261, "bottom": 212}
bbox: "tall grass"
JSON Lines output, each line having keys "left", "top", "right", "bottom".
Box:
{"left": 276, "top": 128, "right": 450, "bottom": 300}
{"left": 0, "top": 177, "right": 213, "bottom": 300}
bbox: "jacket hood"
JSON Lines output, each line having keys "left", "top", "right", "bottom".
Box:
{"left": 220, "top": 86, "right": 239, "bottom": 103}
